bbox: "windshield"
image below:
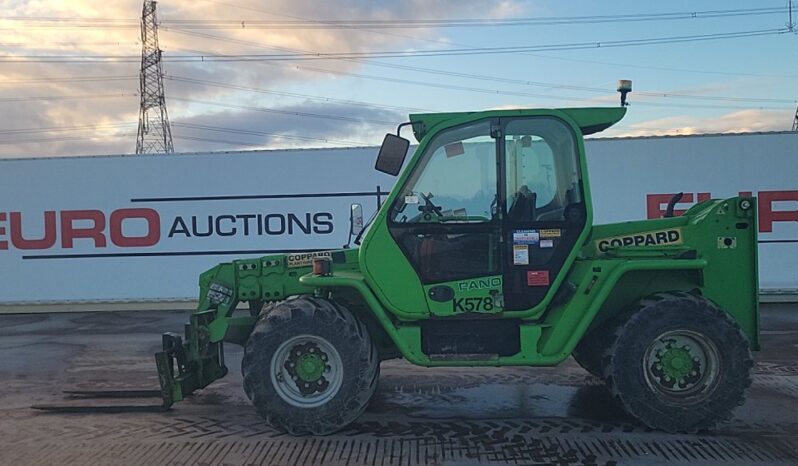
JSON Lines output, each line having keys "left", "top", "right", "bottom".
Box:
{"left": 390, "top": 120, "right": 496, "bottom": 224}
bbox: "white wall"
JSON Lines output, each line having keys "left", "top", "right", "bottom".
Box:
{"left": 0, "top": 148, "right": 395, "bottom": 303}
{"left": 587, "top": 132, "right": 797, "bottom": 291}
{"left": 0, "top": 132, "right": 795, "bottom": 304}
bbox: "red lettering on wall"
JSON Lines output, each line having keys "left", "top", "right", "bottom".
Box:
{"left": 646, "top": 193, "right": 711, "bottom": 219}
{"left": 60, "top": 210, "right": 106, "bottom": 248}
{"left": 758, "top": 190, "right": 798, "bottom": 233}
{"left": 697, "top": 192, "right": 712, "bottom": 203}
{"left": 109, "top": 208, "right": 160, "bottom": 247}
{"left": 10, "top": 211, "right": 57, "bottom": 250}
{"left": 647, "top": 190, "right": 797, "bottom": 233}
{"left": 0, "top": 212, "right": 6, "bottom": 250}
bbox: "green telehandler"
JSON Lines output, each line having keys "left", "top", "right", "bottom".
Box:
{"left": 40, "top": 102, "right": 759, "bottom": 434}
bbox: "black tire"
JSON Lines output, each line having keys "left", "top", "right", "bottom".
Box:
{"left": 603, "top": 292, "right": 753, "bottom": 433}
{"left": 572, "top": 318, "right": 620, "bottom": 377}
{"left": 247, "top": 300, "right": 264, "bottom": 317}
{"left": 242, "top": 296, "right": 379, "bottom": 435}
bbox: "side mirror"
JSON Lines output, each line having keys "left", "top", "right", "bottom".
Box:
{"left": 375, "top": 133, "right": 409, "bottom": 176}
{"left": 349, "top": 203, "right": 364, "bottom": 237}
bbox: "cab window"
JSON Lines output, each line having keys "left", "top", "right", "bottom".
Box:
{"left": 504, "top": 118, "right": 581, "bottom": 222}
{"left": 391, "top": 120, "right": 496, "bottom": 224}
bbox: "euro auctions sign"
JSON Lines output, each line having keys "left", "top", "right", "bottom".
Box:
{"left": 0, "top": 148, "right": 395, "bottom": 304}
{"left": 0, "top": 207, "right": 335, "bottom": 255}
{"left": 0, "top": 131, "right": 796, "bottom": 305}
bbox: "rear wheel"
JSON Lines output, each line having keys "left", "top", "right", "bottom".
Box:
{"left": 603, "top": 292, "right": 753, "bottom": 432}
{"left": 242, "top": 297, "right": 379, "bottom": 435}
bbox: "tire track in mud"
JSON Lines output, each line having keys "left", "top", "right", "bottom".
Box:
{"left": 3, "top": 309, "right": 798, "bottom": 465}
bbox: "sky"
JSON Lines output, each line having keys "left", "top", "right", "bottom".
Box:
{"left": 1, "top": 0, "right": 797, "bottom": 158}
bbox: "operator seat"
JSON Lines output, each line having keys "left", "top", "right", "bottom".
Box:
{"left": 508, "top": 185, "right": 537, "bottom": 222}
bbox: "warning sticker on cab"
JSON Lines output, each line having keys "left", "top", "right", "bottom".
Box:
{"left": 595, "top": 228, "right": 683, "bottom": 253}
{"left": 540, "top": 229, "right": 561, "bottom": 238}
{"left": 527, "top": 270, "right": 550, "bottom": 286}
{"left": 286, "top": 251, "right": 333, "bottom": 268}
{"left": 513, "top": 229, "right": 539, "bottom": 245}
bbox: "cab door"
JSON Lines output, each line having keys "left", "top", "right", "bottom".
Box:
{"left": 386, "top": 119, "right": 504, "bottom": 317}
{"left": 499, "top": 117, "right": 588, "bottom": 311}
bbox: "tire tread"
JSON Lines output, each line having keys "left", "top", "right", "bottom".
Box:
{"left": 602, "top": 291, "right": 753, "bottom": 433}
{"left": 242, "top": 296, "right": 379, "bottom": 435}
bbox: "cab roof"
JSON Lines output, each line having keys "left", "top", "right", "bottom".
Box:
{"left": 408, "top": 107, "right": 626, "bottom": 142}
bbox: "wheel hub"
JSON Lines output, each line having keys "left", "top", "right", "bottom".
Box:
{"left": 643, "top": 330, "right": 720, "bottom": 401}
{"left": 271, "top": 335, "right": 343, "bottom": 408}
{"left": 655, "top": 342, "right": 699, "bottom": 386}
{"left": 297, "top": 354, "right": 324, "bottom": 381}
{"left": 283, "top": 341, "right": 331, "bottom": 395}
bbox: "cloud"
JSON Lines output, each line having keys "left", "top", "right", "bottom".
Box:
{"left": 171, "top": 101, "right": 404, "bottom": 152}
{"left": 0, "top": 0, "right": 522, "bottom": 158}
{"left": 6, "top": 2, "right": 789, "bottom": 158}
{"left": 606, "top": 109, "right": 794, "bottom": 138}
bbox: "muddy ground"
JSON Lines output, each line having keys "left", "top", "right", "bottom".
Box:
{"left": 1, "top": 304, "right": 796, "bottom": 465}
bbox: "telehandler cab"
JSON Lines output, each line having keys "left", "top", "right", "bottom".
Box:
{"left": 40, "top": 104, "right": 759, "bottom": 434}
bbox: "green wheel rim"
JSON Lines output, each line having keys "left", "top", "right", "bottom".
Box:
{"left": 270, "top": 335, "right": 343, "bottom": 408}
{"left": 643, "top": 329, "right": 721, "bottom": 404}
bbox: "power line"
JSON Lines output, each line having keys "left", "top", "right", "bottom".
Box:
{"left": 0, "top": 122, "right": 136, "bottom": 135}
{"left": 163, "top": 32, "right": 790, "bottom": 118}
{"left": 340, "top": 60, "right": 795, "bottom": 103}
{"left": 167, "top": 29, "right": 797, "bottom": 106}
{"left": 0, "top": 75, "right": 138, "bottom": 84}
{"left": 625, "top": 100, "right": 793, "bottom": 111}
{"left": 173, "top": 45, "right": 592, "bottom": 103}
{"left": 164, "top": 75, "right": 430, "bottom": 112}
{"left": 3, "top": 6, "right": 788, "bottom": 29}
{"left": 169, "top": 96, "right": 398, "bottom": 125}
{"left": 172, "top": 134, "right": 266, "bottom": 147}
{"left": 194, "top": 0, "right": 798, "bottom": 80}
{"left": 517, "top": 53, "right": 798, "bottom": 80}
{"left": 161, "top": 7, "right": 788, "bottom": 29}
{"left": 1, "top": 58, "right": 786, "bottom": 144}
{"left": 170, "top": 48, "right": 797, "bottom": 109}
{"left": 195, "top": 49, "right": 797, "bottom": 107}
{"left": 1, "top": 28, "right": 790, "bottom": 62}
{"left": 168, "top": 28, "right": 596, "bottom": 100}
{"left": 0, "top": 133, "right": 135, "bottom": 145}
{"left": 168, "top": 71, "right": 792, "bottom": 113}
{"left": 0, "top": 93, "right": 136, "bottom": 102}
{"left": 5, "top": 5, "right": 794, "bottom": 80}
{"left": 7, "top": 96, "right": 781, "bottom": 148}
{"left": 171, "top": 122, "right": 369, "bottom": 146}
{"left": 3, "top": 7, "right": 793, "bottom": 148}
{"left": 0, "top": 119, "right": 372, "bottom": 147}
{"left": 0, "top": 41, "right": 138, "bottom": 46}
{"left": 173, "top": 29, "right": 793, "bottom": 60}
{"left": 0, "top": 121, "right": 368, "bottom": 149}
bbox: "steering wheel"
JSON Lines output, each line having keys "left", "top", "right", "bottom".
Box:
{"left": 418, "top": 192, "right": 443, "bottom": 218}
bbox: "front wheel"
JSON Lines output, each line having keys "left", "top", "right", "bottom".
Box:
{"left": 572, "top": 317, "right": 620, "bottom": 377}
{"left": 604, "top": 292, "right": 753, "bottom": 433}
{"left": 242, "top": 297, "right": 379, "bottom": 435}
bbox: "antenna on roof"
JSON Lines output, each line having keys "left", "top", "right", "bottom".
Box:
{"left": 617, "top": 80, "right": 632, "bottom": 107}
